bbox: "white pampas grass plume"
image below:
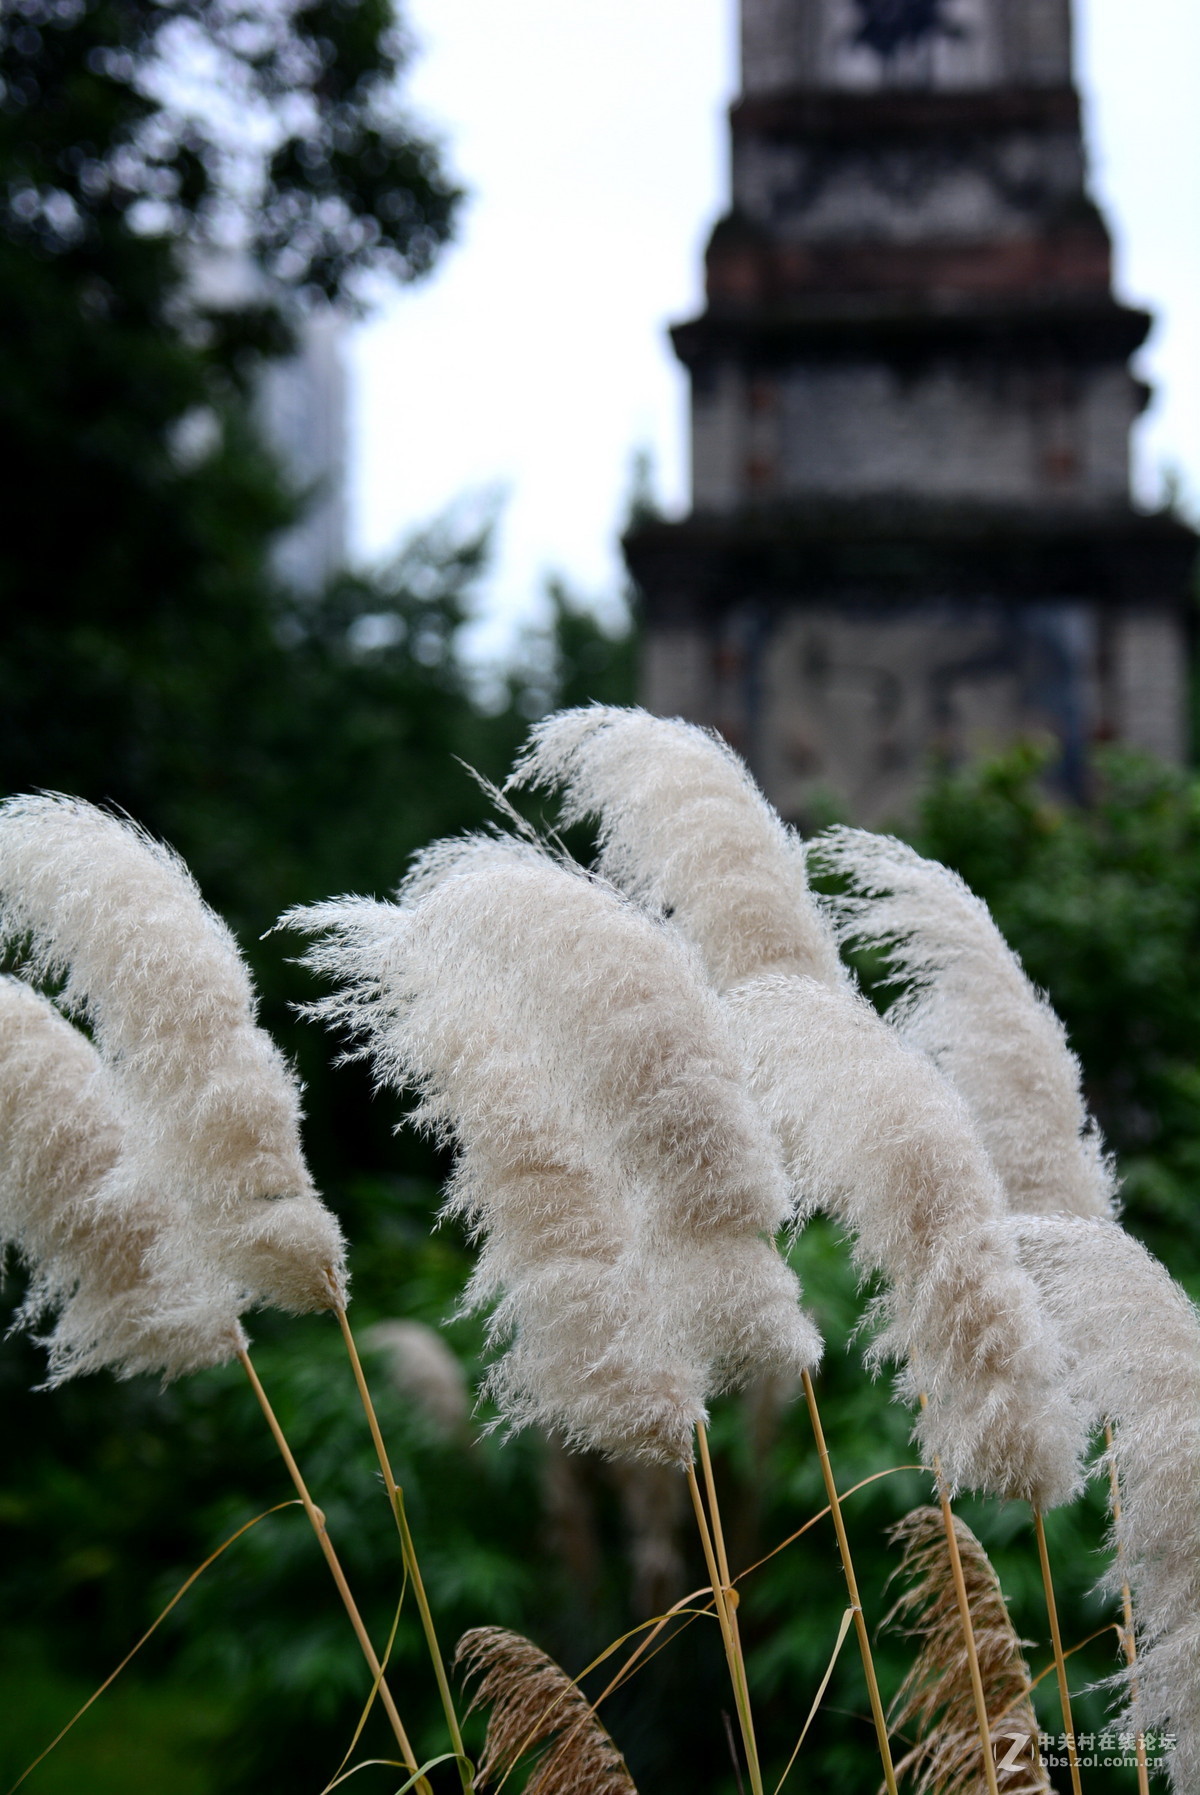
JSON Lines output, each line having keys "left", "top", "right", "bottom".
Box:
{"left": 0, "top": 973, "right": 248, "bottom": 1381}
{"left": 813, "top": 829, "right": 1115, "bottom": 1221}
{"left": 290, "top": 872, "right": 694, "bottom": 1462}
{"left": 886, "top": 1505, "right": 1049, "bottom": 1794}
{"left": 362, "top": 1318, "right": 471, "bottom": 1439}
{"left": 288, "top": 836, "right": 820, "bottom": 1464}
{"left": 0, "top": 974, "right": 122, "bottom": 1273}
{"left": 507, "top": 705, "right": 846, "bottom": 992}
{"left": 1009, "top": 1214, "right": 1200, "bottom": 1791}
{"left": 456, "top": 1626, "right": 637, "bottom": 1794}
{"left": 728, "top": 974, "right": 1085, "bottom": 1508}
{"left": 0, "top": 795, "right": 346, "bottom": 1337}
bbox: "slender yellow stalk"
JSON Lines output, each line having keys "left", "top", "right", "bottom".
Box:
{"left": 916, "top": 1391, "right": 1002, "bottom": 1795}
{"left": 695, "top": 1423, "right": 735, "bottom": 1598}
{"left": 1033, "top": 1509, "right": 1083, "bottom": 1795}
{"left": 332, "top": 1300, "right": 472, "bottom": 1791}
{"left": 696, "top": 1424, "right": 762, "bottom": 1784}
{"left": 237, "top": 1349, "right": 431, "bottom": 1794}
{"left": 1105, "top": 1422, "right": 1151, "bottom": 1795}
{"left": 802, "top": 1370, "right": 899, "bottom": 1795}
{"left": 933, "top": 1479, "right": 1004, "bottom": 1795}
{"left": 686, "top": 1457, "right": 764, "bottom": 1795}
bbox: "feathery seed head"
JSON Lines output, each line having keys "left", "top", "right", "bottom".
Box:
{"left": 887, "top": 1505, "right": 1049, "bottom": 1794}
{"left": 0, "top": 974, "right": 249, "bottom": 1382}
{"left": 1008, "top": 1213, "right": 1200, "bottom": 1789}
{"left": 727, "top": 973, "right": 1085, "bottom": 1507}
{"left": 0, "top": 973, "right": 122, "bottom": 1257}
{"left": 0, "top": 796, "right": 252, "bottom": 1068}
{"left": 0, "top": 794, "right": 347, "bottom": 1362}
{"left": 456, "top": 1626, "right": 638, "bottom": 1794}
{"left": 813, "top": 829, "right": 1115, "bottom": 1221}
{"left": 507, "top": 706, "right": 846, "bottom": 991}
{"left": 287, "top": 834, "right": 821, "bottom": 1463}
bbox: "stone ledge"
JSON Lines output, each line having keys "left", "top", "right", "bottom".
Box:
{"left": 624, "top": 503, "right": 1198, "bottom": 618}
{"left": 731, "top": 85, "right": 1082, "bottom": 142}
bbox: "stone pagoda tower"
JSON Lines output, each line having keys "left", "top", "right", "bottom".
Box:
{"left": 626, "top": 0, "right": 1195, "bottom": 821}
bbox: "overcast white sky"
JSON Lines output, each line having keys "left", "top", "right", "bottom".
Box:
{"left": 348, "top": 1, "right": 1199, "bottom": 650}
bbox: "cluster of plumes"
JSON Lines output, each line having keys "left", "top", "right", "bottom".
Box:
{"left": 886, "top": 1507, "right": 1048, "bottom": 1795}
{"left": 0, "top": 795, "right": 345, "bottom": 1381}
{"left": 1011, "top": 1216, "right": 1200, "bottom": 1792}
{"left": 288, "top": 836, "right": 819, "bottom": 1466}
{"left": 455, "top": 1626, "right": 637, "bottom": 1794}
{"left": 811, "top": 829, "right": 1115, "bottom": 1222}
{"left": 729, "top": 976, "right": 1082, "bottom": 1505}
{"left": 511, "top": 706, "right": 1082, "bottom": 1509}
{"left": 283, "top": 702, "right": 1196, "bottom": 1776}
{"left": 814, "top": 826, "right": 1200, "bottom": 1785}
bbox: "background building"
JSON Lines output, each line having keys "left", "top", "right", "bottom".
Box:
{"left": 258, "top": 308, "right": 349, "bottom": 596}
{"left": 627, "top": 0, "right": 1196, "bottom": 821}
{"left": 192, "top": 250, "right": 349, "bottom": 596}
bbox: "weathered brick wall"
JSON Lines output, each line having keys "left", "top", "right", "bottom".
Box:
{"left": 740, "top": 0, "right": 1072, "bottom": 95}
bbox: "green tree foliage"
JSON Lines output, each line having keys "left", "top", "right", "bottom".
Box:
{"left": 4, "top": 9, "right": 1194, "bottom": 1793}
{"left": 0, "top": 0, "right": 459, "bottom": 814}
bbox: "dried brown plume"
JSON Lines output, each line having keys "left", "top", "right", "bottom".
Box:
{"left": 456, "top": 1626, "right": 637, "bottom": 1794}
{"left": 887, "top": 1507, "right": 1049, "bottom": 1795}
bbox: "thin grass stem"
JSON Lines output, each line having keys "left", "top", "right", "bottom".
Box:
{"left": 736, "top": 1465, "right": 924, "bottom": 1583}
{"left": 332, "top": 1298, "right": 472, "bottom": 1791}
{"left": 591, "top": 1594, "right": 715, "bottom": 1710}
{"left": 237, "top": 1349, "right": 431, "bottom": 1794}
{"left": 696, "top": 1423, "right": 735, "bottom": 1603}
{"left": 722, "top": 1711, "right": 747, "bottom": 1795}
{"left": 1033, "top": 1507, "right": 1084, "bottom": 1795}
{"left": 696, "top": 1422, "right": 762, "bottom": 1793}
{"left": 687, "top": 1458, "right": 764, "bottom": 1795}
{"left": 1105, "top": 1421, "right": 1151, "bottom": 1795}
{"left": 772, "top": 1605, "right": 856, "bottom": 1795}
{"left": 322, "top": 1754, "right": 462, "bottom": 1794}
{"left": 1028, "top": 1625, "right": 1124, "bottom": 1691}
{"left": 593, "top": 1466, "right": 924, "bottom": 1720}
{"left": 5, "top": 1499, "right": 302, "bottom": 1795}
{"left": 321, "top": 1567, "right": 411, "bottom": 1794}
{"left": 802, "top": 1369, "right": 900, "bottom": 1795}
{"left": 932, "top": 1477, "right": 1003, "bottom": 1795}
{"left": 916, "top": 1391, "right": 1001, "bottom": 1795}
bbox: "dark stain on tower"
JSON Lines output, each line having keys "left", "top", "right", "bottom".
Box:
{"left": 625, "top": 0, "right": 1197, "bottom": 822}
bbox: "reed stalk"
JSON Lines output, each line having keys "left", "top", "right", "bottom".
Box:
{"left": 237, "top": 1349, "right": 431, "bottom": 1794}
{"left": 1032, "top": 1509, "right": 1083, "bottom": 1795}
{"left": 332, "top": 1298, "right": 472, "bottom": 1791}
{"left": 686, "top": 1447, "right": 764, "bottom": 1795}
{"left": 697, "top": 1424, "right": 761, "bottom": 1781}
{"left": 933, "top": 1480, "right": 1004, "bottom": 1795}
{"left": 1104, "top": 1422, "right": 1151, "bottom": 1795}
{"left": 802, "top": 1370, "right": 899, "bottom": 1795}
{"left": 915, "top": 1392, "right": 1002, "bottom": 1795}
